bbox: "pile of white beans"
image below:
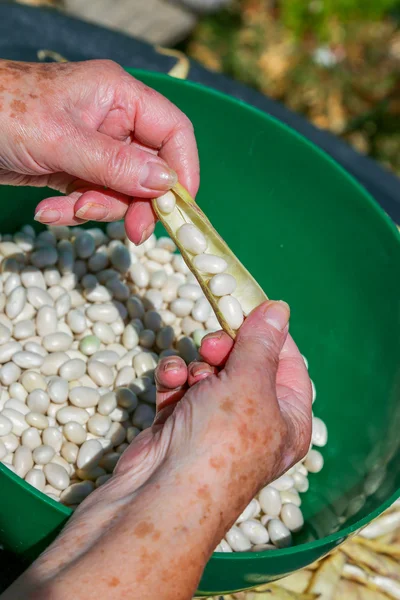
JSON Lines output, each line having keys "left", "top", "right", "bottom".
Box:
{"left": 0, "top": 220, "right": 327, "bottom": 552}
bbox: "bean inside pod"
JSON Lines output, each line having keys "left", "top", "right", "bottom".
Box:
{"left": 153, "top": 184, "right": 268, "bottom": 338}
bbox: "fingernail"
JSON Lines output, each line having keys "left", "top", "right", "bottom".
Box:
{"left": 263, "top": 301, "right": 290, "bottom": 331}
{"left": 138, "top": 223, "right": 155, "bottom": 245}
{"left": 164, "top": 360, "right": 180, "bottom": 372}
{"left": 34, "top": 209, "right": 61, "bottom": 224}
{"left": 203, "top": 330, "right": 224, "bottom": 342}
{"left": 192, "top": 364, "right": 213, "bottom": 377}
{"left": 75, "top": 203, "right": 108, "bottom": 220}
{"left": 140, "top": 162, "right": 178, "bottom": 191}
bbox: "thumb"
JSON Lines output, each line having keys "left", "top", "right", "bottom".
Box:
{"left": 225, "top": 300, "right": 290, "bottom": 390}
{"left": 56, "top": 130, "right": 177, "bottom": 198}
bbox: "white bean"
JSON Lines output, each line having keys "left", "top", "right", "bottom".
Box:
{"left": 0, "top": 341, "right": 23, "bottom": 364}
{"left": 59, "top": 359, "right": 86, "bottom": 381}
{"left": 44, "top": 463, "right": 70, "bottom": 490}
{"left": 6, "top": 286, "right": 27, "bottom": 319}
{"left": 87, "top": 361, "right": 114, "bottom": 387}
{"left": 86, "top": 303, "right": 119, "bottom": 324}
{"left": 36, "top": 306, "right": 57, "bottom": 337}
{"left": 21, "top": 266, "right": 46, "bottom": 290}
{"left": 41, "top": 352, "right": 69, "bottom": 376}
{"left": 280, "top": 503, "right": 304, "bottom": 532}
{"left": 27, "top": 287, "right": 53, "bottom": 309}
{"left": 87, "top": 414, "right": 111, "bottom": 437}
{"left": 9, "top": 382, "right": 27, "bottom": 401}
{"left": 258, "top": 486, "right": 282, "bottom": 517}
{"left": 0, "top": 323, "right": 11, "bottom": 345}
{"left": 280, "top": 490, "right": 301, "bottom": 507}
{"left": 32, "top": 444, "right": 55, "bottom": 465}
{"left": 97, "top": 392, "right": 117, "bottom": 416}
{"left": 25, "top": 468, "right": 46, "bottom": 492}
{"left": 13, "top": 446, "right": 34, "bottom": 478}
{"left": 130, "top": 263, "right": 149, "bottom": 288}
{"left": 133, "top": 352, "right": 156, "bottom": 377}
{"left": 13, "top": 319, "right": 35, "bottom": 340}
{"left": 21, "top": 427, "right": 42, "bottom": 450}
{"left": 13, "top": 351, "right": 44, "bottom": 369}
{"left": 177, "top": 224, "right": 207, "bottom": 255}
{"left": 5, "top": 399, "right": 29, "bottom": 415}
{"left": 156, "top": 191, "right": 176, "bottom": 214}
{"left": 77, "top": 439, "right": 103, "bottom": 470}
{"left": 1, "top": 408, "right": 28, "bottom": 435}
{"left": 225, "top": 525, "right": 252, "bottom": 552}
{"left": 312, "top": 417, "right": 328, "bottom": 447}
{"left": 56, "top": 406, "right": 90, "bottom": 425}
{"left": 267, "top": 519, "right": 292, "bottom": 548}
{"left": 191, "top": 297, "right": 211, "bottom": 323}
{"left": 43, "top": 332, "right": 73, "bottom": 352}
{"left": 60, "top": 480, "right": 95, "bottom": 505}
{"left": 0, "top": 414, "right": 13, "bottom": 436}
{"left": 217, "top": 295, "right": 243, "bottom": 330}
{"left": 105, "top": 422, "right": 126, "bottom": 447}
{"left": 63, "top": 421, "right": 87, "bottom": 445}
{"left": 170, "top": 298, "right": 194, "bottom": 317}
{"left": 192, "top": 253, "right": 228, "bottom": 274}
{"left": 26, "top": 412, "right": 49, "bottom": 430}
{"left": 66, "top": 309, "right": 87, "bottom": 334}
{"left": 236, "top": 499, "right": 260, "bottom": 524}
{"left": 2, "top": 433, "right": 19, "bottom": 453}
{"left": 0, "top": 362, "right": 22, "bottom": 386}
{"left": 178, "top": 284, "right": 203, "bottom": 301}
{"left": 292, "top": 472, "right": 309, "bottom": 492}
{"left": 304, "top": 449, "right": 324, "bottom": 473}
{"left": 42, "top": 427, "right": 63, "bottom": 452}
{"left": 115, "top": 366, "right": 135, "bottom": 388}
{"left": 239, "top": 520, "right": 269, "bottom": 545}
{"left": 69, "top": 387, "right": 100, "bottom": 409}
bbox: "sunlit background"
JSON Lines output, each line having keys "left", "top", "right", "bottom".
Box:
{"left": 10, "top": 0, "right": 400, "bottom": 175}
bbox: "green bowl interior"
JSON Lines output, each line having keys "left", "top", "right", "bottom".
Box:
{"left": 0, "top": 70, "right": 399, "bottom": 595}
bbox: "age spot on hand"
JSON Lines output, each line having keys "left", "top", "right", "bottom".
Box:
{"left": 10, "top": 99, "right": 27, "bottom": 114}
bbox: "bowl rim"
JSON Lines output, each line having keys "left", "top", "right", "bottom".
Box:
{"left": 1, "top": 69, "right": 399, "bottom": 563}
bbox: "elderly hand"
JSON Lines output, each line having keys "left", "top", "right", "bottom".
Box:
{"left": 3, "top": 301, "right": 311, "bottom": 600}
{"left": 0, "top": 59, "right": 199, "bottom": 244}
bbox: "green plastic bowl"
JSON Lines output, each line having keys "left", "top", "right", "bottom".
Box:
{"left": 0, "top": 70, "right": 399, "bottom": 596}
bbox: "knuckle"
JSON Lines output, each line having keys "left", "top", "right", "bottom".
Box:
{"left": 103, "top": 145, "right": 136, "bottom": 188}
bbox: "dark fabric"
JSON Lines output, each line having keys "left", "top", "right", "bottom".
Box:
{"left": 0, "top": 2, "right": 399, "bottom": 222}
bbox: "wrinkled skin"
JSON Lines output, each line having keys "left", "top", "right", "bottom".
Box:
{"left": 2, "top": 301, "right": 312, "bottom": 600}
{"left": 0, "top": 61, "right": 312, "bottom": 600}
{"left": 0, "top": 59, "right": 199, "bottom": 244}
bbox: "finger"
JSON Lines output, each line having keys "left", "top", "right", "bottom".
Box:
{"left": 124, "top": 199, "right": 157, "bottom": 245}
{"left": 225, "top": 300, "right": 290, "bottom": 392}
{"left": 199, "top": 330, "right": 234, "bottom": 367}
{"left": 126, "top": 77, "right": 200, "bottom": 197}
{"left": 155, "top": 356, "right": 188, "bottom": 413}
{"left": 55, "top": 128, "right": 178, "bottom": 199}
{"left": 275, "top": 334, "right": 312, "bottom": 462}
{"left": 34, "top": 188, "right": 131, "bottom": 226}
{"left": 187, "top": 361, "right": 218, "bottom": 387}
{"left": 73, "top": 189, "right": 131, "bottom": 222}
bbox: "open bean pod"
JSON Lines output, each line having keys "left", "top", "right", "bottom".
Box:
{"left": 152, "top": 184, "right": 268, "bottom": 339}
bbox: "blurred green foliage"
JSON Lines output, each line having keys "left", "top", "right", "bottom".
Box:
{"left": 281, "top": 0, "right": 400, "bottom": 40}
{"left": 185, "top": 0, "right": 400, "bottom": 175}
